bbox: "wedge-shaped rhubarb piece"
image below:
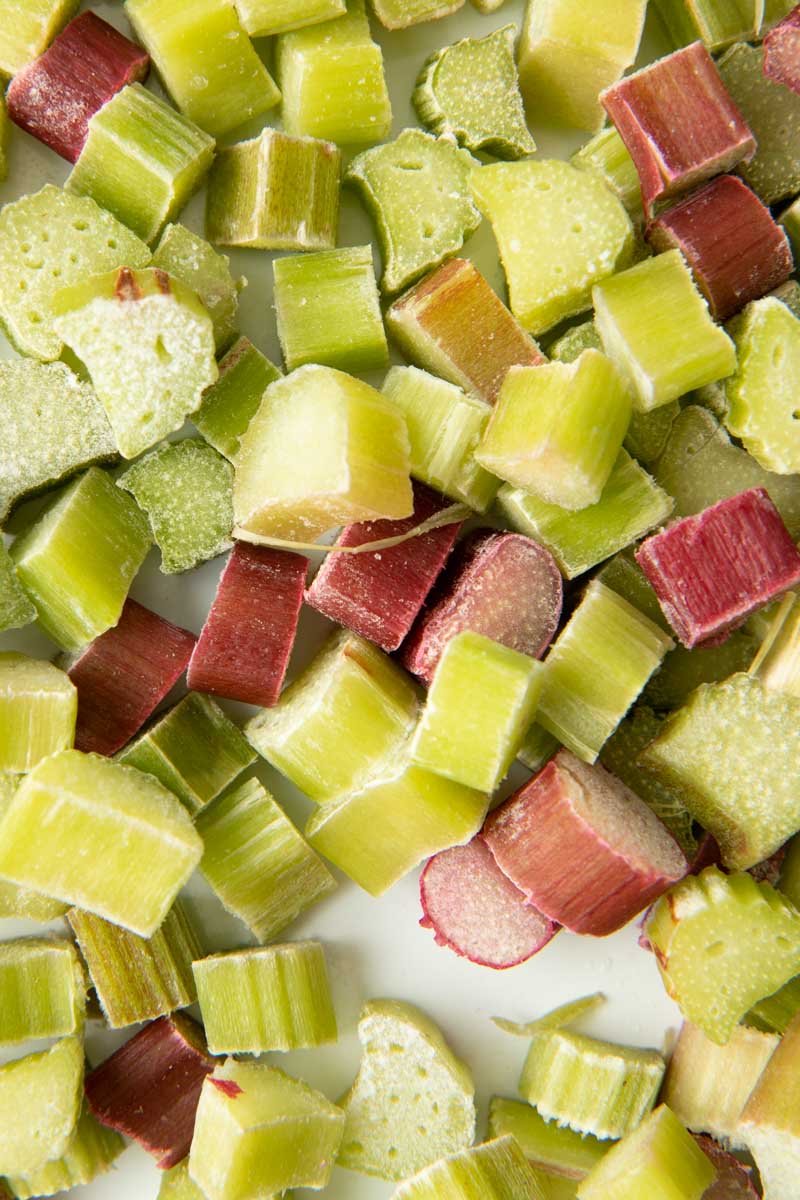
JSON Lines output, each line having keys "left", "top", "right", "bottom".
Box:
{"left": 68, "top": 599, "right": 195, "bottom": 756}
{"left": 738, "top": 1010, "right": 800, "bottom": 1196}
{"left": 206, "top": 129, "right": 340, "bottom": 251}
{"left": 0, "top": 777, "right": 67, "bottom": 921}
{"left": 571, "top": 127, "right": 643, "bottom": 216}
{"left": 471, "top": 160, "right": 633, "bottom": 336}
{"left": 370, "top": 0, "right": 464, "bottom": 28}
{"left": 0, "top": 1037, "right": 83, "bottom": 1177}
{"left": 194, "top": 337, "right": 281, "bottom": 461}
{"left": 577, "top": 1105, "right": 716, "bottom": 1199}
{"left": 725, "top": 298, "right": 800, "bottom": 474}
{"left": 7, "top": 11, "right": 149, "bottom": 163}
{"left": 0, "top": 0, "right": 78, "bottom": 77}
{"left": 236, "top": 0, "right": 345, "bottom": 34}
{"left": 190, "top": 1058, "right": 345, "bottom": 1197}
{"left": 9, "top": 1106, "right": 124, "bottom": 1199}
{"left": 197, "top": 778, "right": 336, "bottom": 942}
{"left": 654, "top": 0, "right": 764, "bottom": 50}
{"left": 0, "top": 654, "right": 76, "bottom": 773}
{"left": 159, "top": 1161, "right": 212, "bottom": 1200}
{"left": 393, "top": 1136, "right": 548, "bottom": 1200}
{"left": 0, "top": 938, "right": 84, "bottom": 1044}
{"left": 753, "top": 593, "right": 800, "bottom": 698}
{"left": 488, "top": 1098, "right": 608, "bottom": 1180}
{"left": 517, "top": 723, "right": 561, "bottom": 774}
{"left": 764, "top": 6, "right": 800, "bottom": 94}
{"left": 153, "top": 224, "right": 241, "bottom": 355}
{"left": 746, "top": 975, "right": 800, "bottom": 1035}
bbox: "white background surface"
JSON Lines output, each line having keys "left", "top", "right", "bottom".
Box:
{"left": 0, "top": 2, "right": 681, "bottom": 1197}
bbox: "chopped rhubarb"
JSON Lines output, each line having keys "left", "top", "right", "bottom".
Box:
{"left": 764, "top": 6, "right": 800, "bottom": 95}
{"left": 694, "top": 1136, "right": 760, "bottom": 1200}
{"left": 7, "top": 12, "right": 149, "bottom": 164}
{"left": 635, "top": 488, "right": 800, "bottom": 648}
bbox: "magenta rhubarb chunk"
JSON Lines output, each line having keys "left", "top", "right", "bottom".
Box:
{"left": 84, "top": 1013, "right": 215, "bottom": 1170}
{"left": 419, "top": 837, "right": 559, "bottom": 970}
{"left": 305, "top": 482, "right": 463, "bottom": 653}
{"left": 635, "top": 488, "right": 800, "bottom": 649}
{"left": 7, "top": 11, "right": 150, "bottom": 165}
{"left": 647, "top": 175, "right": 793, "bottom": 322}
{"left": 68, "top": 598, "right": 196, "bottom": 757}
{"left": 187, "top": 542, "right": 308, "bottom": 708}
{"left": 764, "top": 6, "right": 800, "bottom": 96}
{"left": 694, "top": 1136, "right": 760, "bottom": 1199}
{"left": 400, "top": 530, "right": 563, "bottom": 687}
{"left": 601, "top": 42, "right": 756, "bottom": 215}
{"left": 483, "top": 749, "right": 687, "bottom": 937}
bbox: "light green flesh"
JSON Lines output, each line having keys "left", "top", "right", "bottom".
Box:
{"left": 0, "top": 938, "right": 84, "bottom": 1045}
{"left": 595, "top": 552, "right": 671, "bottom": 633}
{"left": 153, "top": 223, "right": 241, "bottom": 354}
{"left": 194, "top": 336, "right": 282, "bottom": 460}
{"left": 548, "top": 321, "right": 603, "bottom": 364}
{"left": 8, "top": 1105, "right": 125, "bottom": 1199}
{"left": 237, "top": 0, "right": 346, "bottom": 36}
{"left": 391, "top": 1135, "right": 550, "bottom": 1200}
{"left": 0, "top": 0, "right": 78, "bottom": 77}
{"left": 571, "top": 128, "right": 642, "bottom": 216}
{"left": 747, "top": 975, "right": 800, "bottom": 1035}
{"left": 725, "top": 298, "right": 800, "bottom": 473}
{"left": 0, "top": 653, "right": 76, "bottom": 774}
{"left": 0, "top": 1037, "right": 83, "bottom": 1177}
{"left": 518, "top": 723, "right": 561, "bottom": 773}
{"left": 0, "top": 775, "right": 67, "bottom": 920}
{"left": 654, "top": 0, "right": 763, "bottom": 49}
{"left": 488, "top": 1098, "right": 609, "bottom": 1179}
{"left": 370, "top": 0, "right": 465, "bottom": 30}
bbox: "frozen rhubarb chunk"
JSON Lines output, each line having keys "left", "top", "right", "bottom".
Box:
{"left": 739, "top": 1011, "right": 800, "bottom": 1198}
{"left": 725, "top": 298, "right": 800, "bottom": 474}
{"left": 7, "top": 11, "right": 149, "bottom": 163}
{"left": 236, "top": 0, "right": 345, "bottom": 34}
{"left": 159, "top": 1161, "right": 212, "bottom": 1200}
{"left": 153, "top": 224, "right": 241, "bottom": 355}
{"left": 8, "top": 1107, "right": 125, "bottom": 1200}
{"left": 0, "top": 938, "right": 85, "bottom": 1044}
{"left": 125, "top": 0, "right": 279, "bottom": 138}
{"left": 0, "top": 1037, "right": 83, "bottom": 1177}
{"left": 0, "top": 654, "right": 76, "bottom": 773}
{"left": 0, "top": 0, "right": 78, "bottom": 78}
{"left": 234, "top": 365, "right": 412, "bottom": 542}
{"left": 471, "top": 159, "right": 633, "bottom": 336}
{"left": 194, "top": 337, "right": 281, "bottom": 460}
{"left": 488, "top": 1098, "right": 608, "bottom": 1180}
{"left": 572, "top": 127, "right": 643, "bottom": 215}
{"left": 0, "top": 776, "right": 67, "bottom": 921}
{"left": 206, "top": 129, "right": 340, "bottom": 251}
{"left": 370, "top": 0, "right": 464, "bottom": 28}
{"left": 347, "top": 129, "right": 480, "bottom": 294}
{"left": 764, "top": 6, "right": 800, "bottom": 94}
{"left": 654, "top": 0, "right": 763, "bottom": 50}
{"left": 392, "top": 1136, "right": 548, "bottom": 1200}
{"left": 0, "top": 544, "right": 35, "bottom": 633}
{"left": 338, "top": 999, "right": 475, "bottom": 1181}
{"left": 577, "top": 1105, "right": 716, "bottom": 1200}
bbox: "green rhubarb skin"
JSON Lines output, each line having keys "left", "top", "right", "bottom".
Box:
{"left": 194, "top": 336, "right": 282, "bottom": 460}
{"left": 0, "top": 654, "right": 76, "bottom": 774}
{"left": 725, "top": 298, "right": 800, "bottom": 474}
{"left": 488, "top": 1098, "right": 609, "bottom": 1180}
{"left": 153, "top": 223, "right": 242, "bottom": 354}
{"left": 0, "top": 938, "right": 84, "bottom": 1046}
{"left": 654, "top": 0, "right": 763, "bottom": 49}
{"left": 0, "top": 0, "right": 78, "bottom": 77}
{"left": 517, "top": 723, "right": 561, "bottom": 773}
{"left": 391, "top": 1136, "right": 548, "bottom": 1200}
{"left": 746, "top": 975, "right": 800, "bottom": 1035}
{"left": 595, "top": 552, "right": 672, "bottom": 634}
{"left": 0, "top": 1037, "right": 83, "bottom": 1177}
{"left": 8, "top": 1106, "right": 125, "bottom": 1200}
{"left": 571, "top": 128, "right": 643, "bottom": 216}
{"left": 644, "top": 627, "right": 760, "bottom": 711}
{"left": 471, "top": 160, "right": 633, "bottom": 336}
{"left": 0, "top": 773, "right": 67, "bottom": 921}
{"left": 237, "top": 0, "right": 345, "bottom": 35}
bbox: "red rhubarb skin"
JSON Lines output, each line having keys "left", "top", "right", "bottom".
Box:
{"left": 84, "top": 1015, "right": 215, "bottom": 1169}
{"left": 764, "top": 6, "right": 800, "bottom": 96}
{"left": 419, "top": 837, "right": 559, "bottom": 970}
{"left": 305, "top": 482, "right": 462, "bottom": 653}
{"left": 635, "top": 488, "right": 800, "bottom": 649}
{"left": 69, "top": 598, "right": 196, "bottom": 757}
{"left": 188, "top": 542, "right": 308, "bottom": 708}
{"left": 694, "top": 1136, "right": 760, "bottom": 1199}
{"left": 601, "top": 42, "right": 756, "bottom": 215}
{"left": 7, "top": 12, "right": 150, "bottom": 164}
{"left": 400, "top": 530, "right": 563, "bottom": 686}
{"left": 647, "top": 175, "right": 793, "bottom": 321}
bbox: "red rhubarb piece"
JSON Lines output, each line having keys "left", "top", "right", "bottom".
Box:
{"left": 84, "top": 1014, "right": 215, "bottom": 1169}
{"left": 400, "top": 530, "right": 563, "bottom": 687}
{"left": 187, "top": 542, "right": 308, "bottom": 708}
{"left": 635, "top": 488, "right": 800, "bottom": 649}
{"left": 694, "top": 1136, "right": 760, "bottom": 1199}
{"left": 305, "top": 482, "right": 462, "bottom": 653}
{"left": 647, "top": 175, "right": 793, "bottom": 322}
{"left": 419, "top": 838, "right": 559, "bottom": 970}
{"left": 483, "top": 750, "right": 687, "bottom": 938}
{"left": 69, "top": 598, "right": 196, "bottom": 757}
{"left": 764, "top": 6, "right": 800, "bottom": 96}
{"left": 7, "top": 11, "right": 150, "bottom": 164}
{"left": 601, "top": 42, "right": 755, "bottom": 216}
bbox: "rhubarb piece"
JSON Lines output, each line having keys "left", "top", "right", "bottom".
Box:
{"left": 206, "top": 129, "right": 340, "bottom": 251}
{"left": 125, "top": 0, "right": 279, "bottom": 138}
{"left": 159, "top": 1161, "right": 209, "bottom": 1200}
{"left": 370, "top": 0, "right": 464, "bottom": 28}
{"left": 0, "top": 0, "right": 78, "bottom": 77}
{"left": 6, "top": 11, "right": 149, "bottom": 163}
{"left": 0, "top": 1037, "right": 83, "bottom": 1177}
{"left": 780, "top": 834, "right": 800, "bottom": 907}
{"left": 0, "top": 749, "right": 202, "bottom": 935}
{"left": 392, "top": 1136, "right": 548, "bottom": 1200}
{"left": 518, "top": 724, "right": 561, "bottom": 773}
{"left": 571, "top": 127, "right": 643, "bottom": 215}
{"left": 0, "top": 938, "right": 84, "bottom": 1044}
{"left": 234, "top": 365, "right": 412, "bottom": 541}
{"left": 68, "top": 599, "right": 195, "bottom": 756}
{"left": 595, "top": 551, "right": 671, "bottom": 633}
{"left": 197, "top": 778, "right": 336, "bottom": 942}
{"left": 194, "top": 337, "right": 281, "bottom": 460}
{"left": 153, "top": 224, "right": 241, "bottom": 355}
{"left": 347, "top": 130, "right": 480, "bottom": 294}
{"left": 576, "top": 1105, "right": 716, "bottom": 1199}
{"left": 193, "top": 942, "right": 337, "bottom": 1055}
{"left": 488, "top": 1098, "right": 608, "bottom": 1179}
{"left": 338, "top": 999, "right": 475, "bottom": 1180}
{"left": 414, "top": 25, "right": 535, "bottom": 159}
{"left": 739, "top": 1012, "right": 800, "bottom": 1197}
{"left": 764, "top": 6, "right": 800, "bottom": 94}
{"left": 725, "top": 298, "right": 800, "bottom": 474}
{"left": 419, "top": 838, "right": 559, "bottom": 969}
{"left": 10, "top": 467, "right": 151, "bottom": 651}
{"left": 0, "top": 96, "right": 7, "bottom": 180}
{"left": 746, "top": 975, "right": 800, "bottom": 1034}
{"left": 8, "top": 1106, "right": 125, "bottom": 1199}
{"left": 471, "top": 159, "right": 633, "bottom": 335}
{"left": 0, "top": 654, "right": 76, "bottom": 773}
{"left": 189, "top": 1058, "right": 345, "bottom": 1196}
{"left": 274, "top": 245, "right": 388, "bottom": 373}
{"left": 118, "top": 692, "right": 256, "bottom": 816}
{"left": 0, "top": 775, "right": 67, "bottom": 921}
{"left": 750, "top": 592, "right": 800, "bottom": 697}
{"left": 643, "top": 627, "right": 761, "bottom": 711}
{"left": 236, "top": 0, "right": 345, "bottom": 34}
{"left": 654, "top": 0, "right": 763, "bottom": 50}
{"left": 68, "top": 901, "right": 201, "bottom": 1028}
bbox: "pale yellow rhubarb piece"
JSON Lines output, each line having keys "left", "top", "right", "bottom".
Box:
{"left": 488, "top": 1098, "right": 609, "bottom": 1181}
{"left": 0, "top": 0, "right": 78, "bottom": 78}
{"left": 0, "top": 654, "right": 77, "bottom": 773}
{"left": 0, "top": 1037, "right": 83, "bottom": 1177}
{"left": 391, "top": 1136, "right": 548, "bottom": 1200}
{"left": 7, "top": 1106, "right": 125, "bottom": 1199}
{"left": 739, "top": 1011, "right": 800, "bottom": 1200}
{"left": 369, "top": 0, "right": 464, "bottom": 30}
{"left": 0, "top": 774, "right": 66, "bottom": 922}
{"left": 0, "top": 938, "right": 85, "bottom": 1045}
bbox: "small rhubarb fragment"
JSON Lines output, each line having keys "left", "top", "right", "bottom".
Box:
{"left": 370, "top": 0, "right": 464, "bottom": 29}
{"left": 194, "top": 337, "right": 281, "bottom": 460}
{"left": 0, "top": 0, "right": 78, "bottom": 78}
{"left": 653, "top": 0, "right": 763, "bottom": 51}
{"left": 739, "top": 1011, "right": 800, "bottom": 1198}
{"left": 746, "top": 975, "right": 800, "bottom": 1035}
{"left": 152, "top": 224, "right": 242, "bottom": 355}
{"left": 576, "top": 1105, "right": 716, "bottom": 1199}
{"left": 749, "top": 591, "right": 800, "bottom": 697}
{"left": 488, "top": 1097, "right": 608, "bottom": 1180}
{"left": 764, "top": 6, "right": 800, "bottom": 94}
{"left": 0, "top": 1037, "right": 83, "bottom": 1177}
{"left": 392, "top": 1136, "right": 548, "bottom": 1200}
{"left": 0, "top": 938, "right": 85, "bottom": 1044}
{"left": 571, "top": 127, "right": 643, "bottom": 216}
{"left": 7, "top": 1106, "right": 125, "bottom": 1199}
{"left": 694, "top": 1137, "right": 759, "bottom": 1200}
{"left": 595, "top": 551, "right": 672, "bottom": 633}
{"left": 0, "top": 653, "right": 77, "bottom": 773}
{"left": 236, "top": 0, "right": 345, "bottom": 35}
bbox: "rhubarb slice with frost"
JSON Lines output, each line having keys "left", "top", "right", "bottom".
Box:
{"left": 0, "top": 653, "right": 77, "bottom": 773}
{"left": 0, "top": 1037, "right": 83, "bottom": 1177}
{"left": 8, "top": 1106, "right": 125, "bottom": 1200}
{"left": 391, "top": 1136, "right": 548, "bottom": 1200}
{"left": 488, "top": 1097, "right": 608, "bottom": 1179}
{"left": 764, "top": 6, "right": 800, "bottom": 94}
{"left": 576, "top": 1105, "right": 716, "bottom": 1199}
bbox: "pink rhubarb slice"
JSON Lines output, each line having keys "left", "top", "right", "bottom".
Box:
{"left": 694, "top": 1136, "right": 760, "bottom": 1199}
{"left": 764, "top": 6, "right": 800, "bottom": 96}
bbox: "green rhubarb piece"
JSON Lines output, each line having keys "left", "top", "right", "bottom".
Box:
{"left": 644, "top": 628, "right": 761, "bottom": 711}
{"left": 0, "top": 0, "right": 78, "bottom": 77}
{"left": 548, "top": 321, "right": 603, "bottom": 363}
{"left": 0, "top": 1037, "right": 83, "bottom": 1177}
{"left": 494, "top": 993, "right": 607, "bottom": 1036}
{"left": 236, "top": 0, "right": 345, "bottom": 34}
{"left": 277, "top": 0, "right": 391, "bottom": 147}
{"left": 153, "top": 224, "right": 242, "bottom": 355}
{"left": 274, "top": 246, "right": 388, "bottom": 374}
{"left": 413, "top": 25, "right": 535, "bottom": 160}
{"left": 0, "top": 749, "right": 203, "bottom": 937}
{"left": 747, "top": 975, "right": 800, "bottom": 1035}
{"left": 193, "top": 942, "right": 337, "bottom": 1055}
{"left": 571, "top": 127, "right": 642, "bottom": 216}
{"left": 160, "top": 1161, "right": 210, "bottom": 1200}
{"left": 645, "top": 866, "right": 800, "bottom": 1044}
{"left": 125, "top": 0, "right": 279, "bottom": 138}
{"left": 576, "top": 1105, "right": 715, "bottom": 1200}
{"left": 0, "top": 654, "right": 76, "bottom": 773}
{"left": 194, "top": 337, "right": 282, "bottom": 460}
{"left": 8, "top": 1106, "right": 125, "bottom": 1200}
{"left": 189, "top": 1058, "right": 345, "bottom": 1197}
{"left": 206, "top": 129, "right": 341, "bottom": 251}
{"left": 488, "top": 1099, "right": 609, "bottom": 1181}
{"left": 595, "top": 552, "right": 671, "bottom": 634}
{"left": 118, "top": 692, "right": 256, "bottom": 816}
{"left": 392, "top": 1136, "right": 548, "bottom": 1200}
{"left": 654, "top": 0, "right": 763, "bottom": 49}
{"left": 0, "top": 938, "right": 84, "bottom": 1045}
{"left": 0, "top": 95, "right": 8, "bottom": 181}
{"left": 346, "top": 129, "right": 480, "bottom": 295}
{"left": 67, "top": 900, "right": 202, "bottom": 1029}
{"left": 382, "top": 365, "right": 499, "bottom": 512}
{"left": 67, "top": 83, "right": 215, "bottom": 245}
{"left": 411, "top": 631, "right": 543, "bottom": 793}
{"left": 53, "top": 267, "right": 217, "bottom": 461}
{"left": 118, "top": 439, "right": 233, "bottom": 574}
{"left": 234, "top": 364, "right": 412, "bottom": 541}
{"left": 471, "top": 160, "right": 633, "bottom": 336}
{"left": 763, "top": 0, "right": 796, "bottom": 27}
{"left": 0, "top": 775, "right": 68, "bottom": 922}
{"left": 739, "top": 1012, "right": 800, "bottom": 1200}
{"left": 338, "top": 998, "right": 475, "bottom": 1181}
{"left": 370, "top": 0, "right": 464, "bottom": 29}
{"left": 196, "top": 777, "right": 336, "bottom": 942}
{"left": 518, "top": 723, "right": 561, "bottom": 773}
{"left": 10, "top": 467, "right": 151, "bottom": 652}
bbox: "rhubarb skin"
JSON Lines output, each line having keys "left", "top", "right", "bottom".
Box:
{"left": 647, "top": 175, "right": 793, "bottom": 322}
{"left": 85, "top": 1014, "right": 216, "bottom": 1169}
{"left": 764, "top": 6, "right": 800, "bottom": 95}
{"left": 188, "top": 542, "right": 308, "bottom": 708}
{"left": 7, "top": 12, "right": 149, "bottom": 164}
{"left": 483, "top": 749, "right": 687, "bottom": 937}
{"left": 635, "top": 488, "right": 800, "bottom": 648}
{"left": 693, "top": 1137, "right": 759, "bottom": 1200}
{"left": 69, "top": 598, "right": 196, "bottom": 757}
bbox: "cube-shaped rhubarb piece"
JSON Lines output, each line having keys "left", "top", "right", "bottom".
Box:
{"left": 234, "top": 364, "right": 412, "bottom": 542}
{"left": 8, "top": 1107, "right": 125, "bottom": 1200}
{"left": 0, "top": 776, "right": 67, "bottom": 922}
{"left": 7, "top": 11, "right": 149, "bottom": 163}
{"left": 471, "top": 159, "right": 633, "bottom": 335}
{"left": 153, "top": 224, "right": 241, "bottom": 355}
{"left": 0, "top": 543, "right": 34, "bottom": 634}
{"left": 577, "top": 1105, "right": 716, "bottom": 1200}
{"left": 488, "top": 1098, "right": 608, "bottom": 1180}
{"left": 369, "top": 0, "right": 464, "bottom": 28}
{"left": 654, "top": 0, "right": 763, "bottom": 51}
{"left": 0, "top": 1037, "right": 83, "bottom": 1178}
{"left": 572, "top": 126, "right": 644, "bottom": 216}
{"left": 0, "top": 0, "right": 78, "bottom": 78}
{"left": 0, "top": 938, "right": 85, "bottom": 1045}
{"left": 194, "top": 337, "right": 281, "bottom": 461}
{"left": 0, "top": 654, "right": 76, "bottom": 773}
{"left": 207, "top": 129, "right": 340, "bottom": 251}
{"left": 392, "top": 1137, "right": 547, "bottom": 1200}
{"left": 764, "top": 6, "right": 800, "bottom": 94}
{"left": 236, "top": 0, "right": 345, "bottom": 35}
{"left": 725, "top": 298, "right": 800, "bottom": 474}
{"left": 739, "top": 1011, "right": 800, "bottom": 1198}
